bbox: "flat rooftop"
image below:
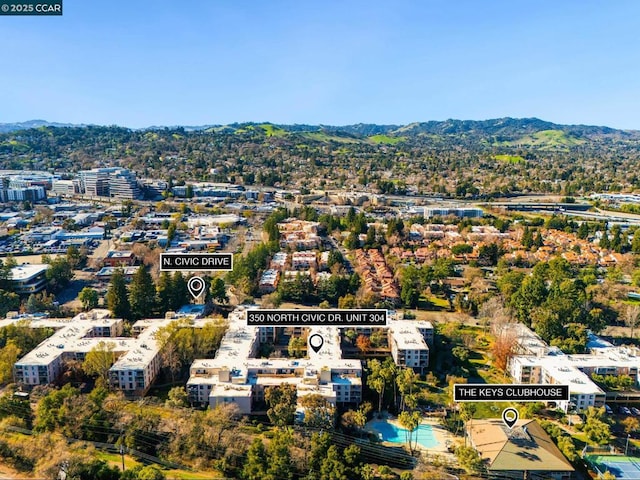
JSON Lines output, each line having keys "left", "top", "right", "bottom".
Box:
{"left": 10, "top": 264, "right": 49, "bottom": 281}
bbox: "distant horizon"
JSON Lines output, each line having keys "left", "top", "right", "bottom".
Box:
{"left": 1, "top": 116, "right": 637, "bottom": 132}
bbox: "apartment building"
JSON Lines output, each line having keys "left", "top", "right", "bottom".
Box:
{"left": 6, "top": 309, "right": 211, "bottom": 396}
{"left": 6, "top": 310, "right": 125, "bottom": 386}
{"left": 507, "top": 323, "right": 640, "bottom": 412}
{"left": 187, "top": 307, "right": 363, "bottom": 413}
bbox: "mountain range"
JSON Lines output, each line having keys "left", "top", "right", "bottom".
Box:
{"left": 1, "top": 117, "right": 637, "bottom": 142}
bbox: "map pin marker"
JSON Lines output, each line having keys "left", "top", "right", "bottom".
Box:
{"left": 187, "top": 276, "right": 206, "bottom": 301}
{"left": 502, "top": 407, "right": 519, "bottom": 430}
{"left": 309, "top": 334, "right": 324, "bottom": 354}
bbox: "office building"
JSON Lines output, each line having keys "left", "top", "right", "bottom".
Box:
{"left": 9, "top": 264, "right": 50, "bottom": 295}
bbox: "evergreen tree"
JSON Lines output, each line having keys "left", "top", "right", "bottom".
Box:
{"left": 600, "top": 230, "right": 611, "bottom": 249}
{"left": 521, "top": 226, "right": 533, "bottom": 249}
{"left": 577, "top": 222, "right": 589, "bottom": 240}
{"left": 210, "top": 277, "right": 228, "bottom": 305}
{"left": 106, "top": 268, "right": 130, "bottom": 320}
{"left": 633, "top": 229, "right": 640, "bottom": 254}
{"left": 156, "top": 271, "right": 173, "bottom": 313}
{"left": 611, "top": 225, "right": 622, "bottom": 252}
{"left": 242, "top": 438, "right": 268, "bottom": 480}
{"left": 319, "top": 445, "right": 348, "bottom": 480}
{"left": 533, "top": 231, "right": 544, "bottom": 248}
{"left": 266, "top": 430, "right": 294, "bottom": 480}
{"left": 171, "top": 272, "right": 189, "bottom": 310}
{"left": 129, "top": 266, "right": 155, "bottom": 320}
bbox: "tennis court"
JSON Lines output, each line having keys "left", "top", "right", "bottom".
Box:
{"left": 586, "top": 455, "right": 640, "bottom": 479}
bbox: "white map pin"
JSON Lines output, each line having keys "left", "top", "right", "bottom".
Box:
{"left": 187, "top": 276, "right": 206, "bottom": 300}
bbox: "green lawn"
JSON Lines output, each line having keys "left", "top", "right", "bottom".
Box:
{"left": 258, "top": 124, "right": 287, "bottom": 137}
{"left": 508, "top": 129, "right": 584, "bottom": 149}
{"left": 368, "top": 134, "right": 405, "bottom": 145}
{"left": 301, "top": 132, "right": 361, "bottom": 144}
{"left": 95, "top": 452, "right": 141, "bottom": 470}
{"left": 422, "top": 295, "right": 449, "bottom": 310}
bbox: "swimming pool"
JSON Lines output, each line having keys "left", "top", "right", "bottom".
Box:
{"left": 368, "top": 420, "right": 439, "bottom": 449}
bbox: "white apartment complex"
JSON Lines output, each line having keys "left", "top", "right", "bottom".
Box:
{"left": 507, "top": 323, "right": 640, "bottom": 412}
{"left": 186, "top": 307, "right": 434, "bottom": 413}
{"left": 3, "top": 309, "right": 209, "bottom": 396}
{"left": 186, "top": 306, "right": 363, "bottom": 413}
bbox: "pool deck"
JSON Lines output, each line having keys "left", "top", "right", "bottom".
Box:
{"left": 365, "top": 416, "right": 454, "bottom": 454}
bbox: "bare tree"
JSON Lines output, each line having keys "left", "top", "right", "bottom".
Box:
{"left": 479, "top": 296, "right": 510, "bottom": 335}
{"left": 624, "top": 304, "right": 640, "bottom": 340}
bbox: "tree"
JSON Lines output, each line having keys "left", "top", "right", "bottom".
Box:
{"left": 624, "top": 304, "right": 640, "bottom": 340}
{"left": 632, "top": 229, "right": 640, "bottom": 254}
{"left": 265, "top": 429, "right": 294, "bottom": 480}
{"left": 455, "top": 445, "right": 485, "bottom": 474}
{"left": 396, "top": 368, "right": 419, "bottom": 412}
{"left": 306, "top": 431, "right": 332, "bottom": 479}
{"left": 34, "top": 384, "right": 79, "bottom": 432}
{"left": 136, "top": 466, "right": 166, "bottom": 480}
{"left": 156, "top": 271, "right": 173, "bottom": 314}
{"left": 355, "top": 334, "right": 371, "bottom": 355}
{"left": 78, "top": 287, "right": 99, "bottom": 311}
{"left": 44, "top": 256, "right": 73, "bottom": 291}
{"left": 265, "top": 384, "right": 297, "bottom": 427}
{"left": 210, "top": 277, "right": 229, "bottom": 305}
{"left": 167, "top": 223, "right": 177, "bottom": 244}
{"left": 478, "top": 243, "right": 501, "bottom": 266}
{"left": 171, "top": 272, "right": 189, "bottom": 310}
{"left": 83, "top": 341, "right": 116, "bottom": 387}
{"left": 338, "top": 294, "right": 357, "bottom": 309}
{"left": 401, "top": 284, "right": 420, "bottom": 308}
{"left": 288, "top": 336, "right": 306, "bottom": 358}
{"left": 0, "top": 290, "right": 20, "bottom": 317}
{"left": 583, "top": 407, "right": 611, "bottom": 445}
{"left": 129, "top": 266, "right": 155, "bottom": 320}
{"left": 243, "top": 438, "right": 268, "bottom": 480}
{"left": 452, "top": 346, "right": 470, "bottom": 363}
{"left": 300, "top": 394, "right": 336, "bottom": 430}
{"left": 577, "top": 222, "right": 590, "bottom": 239}
{"left": 623, "top": 416, "right": 640, "bottom": 435}
{"left": 165, "top": 386, "right": 189, "bottom": 408}
{"left": 521, "top": 226, "right": 533, "bottom": 249}
{"left": 398, "top": 410, "right": 421, "bottom": 454}
{"left": 0, "top": 341, "right": 20, "bottom": 384}
{"left": 370, "top": 329, "right": 386, "bottom": 348}
{"left": 319, "top": 445, "right": 348, "bottom": 480}
{"left": 492, "top": 328, "right": 517, "bottom": 371}
{"left": 106, "top": 268, "right": 130, "bottom": 320}
{"left": 367, "top": 359, "right": 390, "bottom": 414}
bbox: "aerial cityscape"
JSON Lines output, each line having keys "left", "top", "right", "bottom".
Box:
{"left": 2, "top": 1, "right": 640, "bottom": 480}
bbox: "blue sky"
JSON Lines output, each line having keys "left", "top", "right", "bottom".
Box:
{"left": 1, "top": 0, "right": 639, "bottom": 128}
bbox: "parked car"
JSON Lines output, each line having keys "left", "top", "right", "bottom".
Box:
{"left": 631, "top": 407, "right": 640, "bottom": 416}
{"left": 620, "top": 406, "right": 632, "bottom": 415}
{"left": 605, "top": 404, "right": 614, "bottom": 414}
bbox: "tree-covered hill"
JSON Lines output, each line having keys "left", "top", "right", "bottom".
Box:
{"left": 1, "top": 118, "right": 639, "bottom": 196}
